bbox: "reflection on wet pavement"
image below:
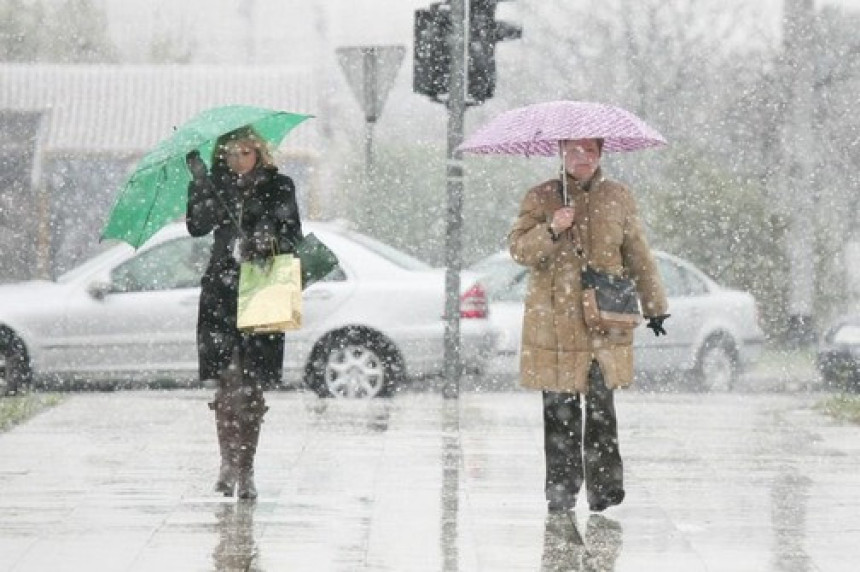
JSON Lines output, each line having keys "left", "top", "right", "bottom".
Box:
{"left": 441, "top": 400, "right": 460, "bottom": 572}
{"left": 542, "top": 513, "right": 584, "bottom": 569}
{"left": 213, "top": 501, "right": 261, "bottom": 571}
{"left": 771, "top": 470, "right": 812, "bottom": 572}
{"left": 541, "top": 513, "right": 622, "bottom": 572}
{"left": 0, "top": 390, "right": 857, "bottom": 571}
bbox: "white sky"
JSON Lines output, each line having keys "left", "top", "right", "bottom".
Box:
{"left": 98, "top": 0, "right": 430, "bottom": 64}
{"left": 93, "top": 0, "right": 860, "bottom": 65}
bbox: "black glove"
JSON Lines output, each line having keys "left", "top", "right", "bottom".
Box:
{"left": 185, "top": 150, "right": 209, "bottom": 182}
{"left": 645, "top": 314, "right": 670, "bottom": 337}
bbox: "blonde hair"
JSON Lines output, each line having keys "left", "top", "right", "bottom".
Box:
{"left": 211, "top": 126, "right": 275, "bottom": 170}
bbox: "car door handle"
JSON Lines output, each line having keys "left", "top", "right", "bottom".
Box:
{"left": 304, "top": 289, "right": 333, "bottom": 301}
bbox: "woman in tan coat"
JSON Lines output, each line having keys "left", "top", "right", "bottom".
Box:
{"left": 508, "top": 138, "right": 669, "bottom": 513}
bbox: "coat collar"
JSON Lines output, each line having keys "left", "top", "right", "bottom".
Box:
{"left": 564, "top": 166, "right": 605, "bottom": 194}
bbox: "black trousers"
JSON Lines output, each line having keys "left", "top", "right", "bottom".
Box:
{"left": 543, "top": 361, "right": 623, "bottom": 508}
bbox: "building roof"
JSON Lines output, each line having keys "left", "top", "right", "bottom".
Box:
{"left": 0, "top": 64, "right": 321, "bottom": 155}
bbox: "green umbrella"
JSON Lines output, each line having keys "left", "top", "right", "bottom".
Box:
{"left": 101, "top": 105, "right": 313, "bottom": 248}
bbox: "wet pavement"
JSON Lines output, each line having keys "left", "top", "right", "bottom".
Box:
{"left": 0, "top": 387, "right": 857, "bottom": 571}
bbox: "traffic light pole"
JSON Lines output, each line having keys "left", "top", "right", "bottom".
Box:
{"left": 443, "top": 0, "right": 467, "bottom": 399}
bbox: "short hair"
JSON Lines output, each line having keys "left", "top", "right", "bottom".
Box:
{"left": 563, "top": 138, "right": 604, "bottom": 155}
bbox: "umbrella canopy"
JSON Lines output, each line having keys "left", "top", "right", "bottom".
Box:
{"left": 102, "top": 105, "right": 313, "bottom": 248}
{"left": 458, "top": 100, "right": 666, "bottom": 156}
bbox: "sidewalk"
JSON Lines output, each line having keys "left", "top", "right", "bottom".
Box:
{"left": 0, "top": 389, "right": 857, "bottom": 571}
{"left": 739, "top": 347, "right": 821, "bottom": 392}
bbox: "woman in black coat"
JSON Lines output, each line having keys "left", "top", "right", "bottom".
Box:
{"left": 185, "top": 126, "right": 302, "bottom": 499}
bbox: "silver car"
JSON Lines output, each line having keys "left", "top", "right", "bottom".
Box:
{"left": 469, "top": 250, "right": 765, "bottom": 391}
{"left": 0, "top": 222, "right": 495, "bottom": 398}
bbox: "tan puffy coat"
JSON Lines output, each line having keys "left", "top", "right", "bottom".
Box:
{"left": 508, "top": 169, "right": 668, "bottom": 393}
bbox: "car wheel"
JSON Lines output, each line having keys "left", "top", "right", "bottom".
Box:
{"left": 0, "top": 330, "right": 31, "bottom": 396}
{"left": 694, "top": 338, "right": 737, "bottom": 392}
{"left": 306, "top": 328, "right": 403, "bottom": 399}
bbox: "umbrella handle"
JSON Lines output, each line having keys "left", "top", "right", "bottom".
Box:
{"left": 558, "top": 142, "right": 569, "bottom": 205}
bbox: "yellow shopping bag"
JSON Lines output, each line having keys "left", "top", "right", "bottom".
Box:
{"left": 236, "top": 254, "right": 302, "bottom": 333}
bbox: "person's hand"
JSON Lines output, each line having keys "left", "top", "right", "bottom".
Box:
{"left": 550, "top": 206, "right": 575, "bottom": 234}
{"left": 645, "top": 314, "right": 670, "bottom": 336}
{"left": 185, "top": 150, "right": 208, "bottom": 181}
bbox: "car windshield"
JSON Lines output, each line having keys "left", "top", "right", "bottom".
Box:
{"left": 340, "top": 230, "right": 431, "bottom": 271}
{"left": 56, "top": 242, "right": 132, "bottom": 284}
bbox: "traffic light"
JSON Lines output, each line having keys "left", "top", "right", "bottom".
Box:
{"left": 468, "top": 0, "right": 522, "bottom": 103}
{"left": 413, "top": 1, "right": 522, "bottom": 104}
{"left": 413, "top": 2, "right": 451, "bottom": 100}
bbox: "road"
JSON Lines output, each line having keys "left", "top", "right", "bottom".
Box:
{"left": 0, "top": 387, "right": 857, "bottom": 571}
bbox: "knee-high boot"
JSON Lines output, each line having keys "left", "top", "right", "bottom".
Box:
{"left": 211, "top": 401, "right": 237, "bottom": 496}
{"left": 235, "top": 387, "right": 267, "bottom": 500}
{"left": 215, "top": 402, "right": 236, "bottom": 497}
{"left": 210, "top": 358, "right": 245, "bottom": 497}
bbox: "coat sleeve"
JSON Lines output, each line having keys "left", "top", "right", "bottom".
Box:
{"left": 620, "top": 196, "right": 668, "bottom": 317}
{"left": 508, "top": 186, "right": 563, "bottom": 268}
{"left": 186, "top": 177, "right": 226, "bottom": 237}
{"left": 243, "top": 175, "right": 303, "bottom": 259}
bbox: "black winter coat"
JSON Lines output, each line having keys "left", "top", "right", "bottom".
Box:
{"left": 186, "top": 165, "right": 303, "bottom": 384}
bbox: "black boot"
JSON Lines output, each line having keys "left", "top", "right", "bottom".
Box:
{"left": 211, "top": 400, "right": 237, "bottom": 496}
{"left": 210, "top": 361, "right": 245, "bottom": 497}
{"left": 235, "top": 386, "right": 267, "bottom": 500}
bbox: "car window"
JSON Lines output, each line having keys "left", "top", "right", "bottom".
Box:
{"left": 471, "top": 256, "right": 528, "bottom": 300}
{"left": 491, "top": 270, "right": 528, "bottom": 302}
{"left": 679, "top": 266, "right": 708, "bottom": 296}
{"left": 657, "top": 258, "right": 687, "bottom": 297}
{"left": 319, "top": 266, "right": 347, "bottom": 282}
{"left": 340, "top": 231, "right": 431, "bottom": 271}
{"left": 110, "top": 237, "right": 210, "bottom": 292}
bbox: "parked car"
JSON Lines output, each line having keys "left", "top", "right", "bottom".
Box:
{"left": 468, "top": 250, "right": 765, "bottom": 391}
{"left": 0, "top": 221, "right": 495, "bottom": 398}
{"left": 817, "top": 314, "right": 860, "bottom": 392}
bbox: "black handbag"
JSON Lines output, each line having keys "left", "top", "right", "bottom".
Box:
{"left": 551, "top": 178, "right": 642, "bottom": 332}
{"left": 580, "top": 265, "right": 642, "bottom": 332}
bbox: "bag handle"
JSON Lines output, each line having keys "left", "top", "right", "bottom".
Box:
{"left": 557, "top": 178, "right": 628, "bottom": 278}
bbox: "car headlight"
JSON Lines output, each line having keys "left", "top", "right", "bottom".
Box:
{"left": 832, "top": 325, "right": 860, "bottom": 345}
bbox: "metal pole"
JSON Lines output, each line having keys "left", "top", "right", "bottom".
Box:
{"left": 783, "top": 0, "right": 816, "bottom": 345}
{"left": 363, "top": 48, "right": 378, "bottom": 184}
{"left": 32, "top": 112, "right": 50, "bottom": 279}
{"left": 365, "top": 120, "right": 375, "bottom": 185}
{"left": 443, "top": 0, "right": 467, "bottom": 399}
